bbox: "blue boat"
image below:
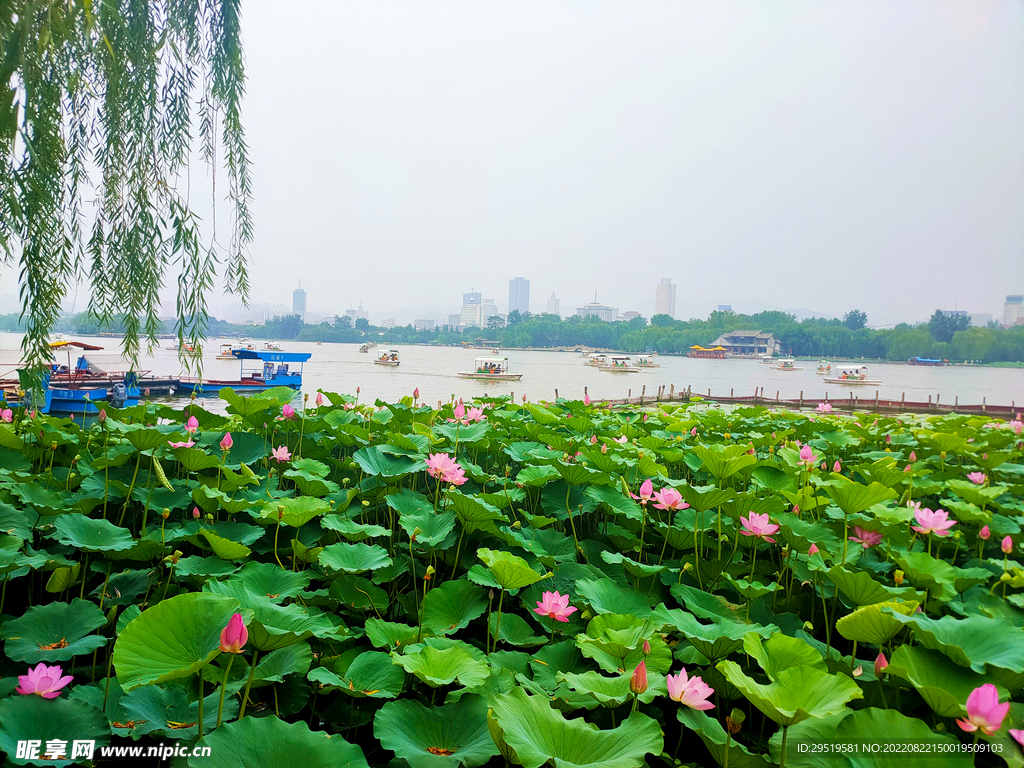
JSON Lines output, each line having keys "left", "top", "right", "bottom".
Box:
{"left": 177, "top": 349, "right": 311, "bottom": 396}
{"left": 5, "top": 371, "right": 139, "bottom": 415}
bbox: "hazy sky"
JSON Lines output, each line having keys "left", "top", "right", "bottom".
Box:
{"left": 7, "top": 0, "right": 1024, "bottom": 327}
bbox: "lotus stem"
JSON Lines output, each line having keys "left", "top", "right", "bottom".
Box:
{"left": 198, "top": 674, "right": 204, "bottom": 739}
{"left": 493, "top": 590, "right": 505, "bottom": 650}
{"left": 216, "top": 655, "right": 236, "bottom": 728}
{"left": 239, "top": 649, "right": 260, "bottom": 719}
{"left": 780, "top": 725, "right": 789, "bottom": 768}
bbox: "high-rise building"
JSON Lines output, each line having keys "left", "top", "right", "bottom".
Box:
{"left": 463, "top": 292, "right": 482, "bottom": 307}
{"left": 576, "top": 291, "right": 618, "bottom": 322}
{"left": 1003, "top": 295, "right": 1024, "bottom": 326}
{"left": 482, "top": 297, "right": 498, "bottom": 321}
{"left": 508, "top": 277, "right": 530, "bottom": 315}
{"left": 546, "top": 291, "right": 560, "bottom": 316}
{"left": 655, "top": 278, "right": 676, "bottom": 319}
{"left": 447, "top": 314, "right": 461, "bottom": 330}
{"left": 293, "top": 283, "right": 307, "bottom": 322}
{"left": 460, "top": 304, "right": 483, "bottom": 328}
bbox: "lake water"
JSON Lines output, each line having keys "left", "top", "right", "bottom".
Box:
{"left": 2, "top": 335, "right": 1022, "bottom": 413}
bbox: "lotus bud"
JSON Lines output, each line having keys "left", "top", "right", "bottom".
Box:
{"left": 874, "top": 652, "right": 888, "bottom": 676}
{"left": 1000, "top": 572, "right": 1011, "bottom": 583}
{"left": 885, "top": 434, "right": 891, "bottom": 443}
{"left": 642, "top": 639, "right": 651, "bottom": 655}
{"left": 356, "top": 386, "right": 360, "bottom": 393}
{"left": 600, "top": 444, "right": 608, "bottom": 454}
{"left": 192, "top": 507, "right": 201, "bottom": 519}
{"left": 682, "top": 562, "right": 693, "bottom": 572}
{"left": 591, "top": 434, "right": 597, "bottom": 444}
{"left": 511, "top": 521, "right": 521, "bottom": 530}
{"left": 894, "top": 570, "right": 905, "bottom": 586}
{"left": 220, "top": 432, "right": 233, "bottom": 451}
{"left": 1002, "top": 536, "right": 1014, "bottom": 554}
{"left": 691, "top": 427, "right": 697, "bottom": 436}
{"left": 793, "top": 505, "right": 800, "bottom": 516}
{"left": 161, "top": 509, "right": 170, "bottom": 520}
{"left": 833, "top": 460, "right": 841, "bottom": 473}
{"left": 821, "top": 461, "right": 827, "bottom": 471}
{"left": 424, "top": 565, "right": 435, "bottom": 581}
{"left": 726, "top": 709, "right": 745, "bottom": 735}
{"left": 342, "top": 477, "right": 350, "bottom": 485}
{"left": 219, "top": 613, "right": 248, "bottom": 653}
{"left": 316, "top": 392, "right": 324, "bottom": 406}
{"left": 488, "top": 589, "right": 495, "bottom": 600}
{"left": 413, "top": 388, "right": 419, "bottom": 400}
{"left": 629, "top": 660, "right": 648, "bottom": 695}
{"left": 808, "top": 543, "right": 819, "bottom": 555}
{"left": 909, "top": 451, "right": 916, "bottom": 462}
{"left": 979, "top": 525, "right": 991, "bottom": 540}
{"left": 802, "top": 621, "right": 814, "bottom": 632}
{"left": 98, "top": 409, "right": 106, "bottom": 424}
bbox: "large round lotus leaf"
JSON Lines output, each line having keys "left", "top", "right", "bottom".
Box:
{"left": 398, "top": 510, "right": 457, "bottom": 548}
{"left": 204, "top": 579, "right": 345, "bottom": 651}
{"left": 488, "top": 612, "right": 546, "bottom": 647}
{"left": 200, "top": 528, "right": 251, "bottom": 560}
{"left": 421, "top": 580, "right": 488, "bottom": 636}
{"left": 741, "top": 633, "right": 826, "bottom": 678}
{"left": 772, "top": 707, "right": 973, "bottom": 768}
{"left": 489, "top": 686, "right": 663, "bottom": 768}
{"left": 260, "top": 496, "right": 330, "bottom": 528}
{"left": 885, "top": 644, "right": 1009, "bottom": 718}
{"left": 319, "top": 542, "right": 393, "bottom": 574}
{"left": 353, "top": 445, "right": 426, "bottom": 478}
{"left": 824, "top": 480, "right": 897, "bottom": 516}
{"left": 652, "top": 605, "right": 773, "bottom": 665}
{"left": 112, "top": 592, "right": 241, "bottom": 691}
{"left": 557, "top": 669, "right": 665, "bottom": 707}
{"left": 678, "top": 708, "right": 772, "bottom": 768}
{"left": 189, "top": 715, "right": 369, "bottom": 768}
{"left": 246, "top": 642, "right": 313, "bottom": 688}
{"left": 0, "top": 598, "right": 107, "bottom": 662}
{"left": 716, "top": 662, "right": 863, "bottom": 727}
{"left": 446, "top": 492, "right": 507, "bottom": 534}
{"left": 233, "top": 561, "right": 311, "bottom": 601}
{"left": 0, "top": 695, "right": 111, "bottom": 767}
{"left": 51, "top": 514, "right": 135, "bottom": 552}
{"left": 391, "top": 646, "right": 489, "bottom": 689}
{"left": 120, "top": 683, "right": 233, "bottom": 739}
{"left": 836, "top": 600, "right": 918, "bottom": 644}
{"left": 575, "top": 577, "right": 654, "bottom": 618}
{"left": 883, "top": 611, "right": 1024, "bottom": 673}
{"left": 476, "top": 548, "right": 546, "bottom": 590}
{"left": 374, "top": 695, "right": 498, "bottom": 768}
{"left": 122, "top": 425, "right": 183, "bottom": 452}
{"left": 308, "top": 651, "right": 405, "bottom": 698}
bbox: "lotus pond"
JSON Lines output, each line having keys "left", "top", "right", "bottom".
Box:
{"left": 0, "top": 388, "right": 1023, "bottom": 767}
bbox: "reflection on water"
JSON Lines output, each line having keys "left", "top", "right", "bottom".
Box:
{"left": 2, "top": 335, "right": 1022, "bottom": 415}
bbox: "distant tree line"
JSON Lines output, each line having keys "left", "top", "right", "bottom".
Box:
{"left": 2, "top": 308, "right": 1021, "bottom": 363}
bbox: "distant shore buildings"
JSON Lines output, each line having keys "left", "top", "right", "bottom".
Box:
{"left": 546, "top": 291, "right": 559, "bottom": 316}
{"left": 1003, "top": 295, "right": 1024, "bottom": 327}
{"left": 509, "top": 277, "right": 530, "bottom": 315}
{"left": 709, "top": 330, "right": 779, "bottom": 356}
{"left": 655, "top": 278, "right": 676, "bottom": 319}
{"left": 576, "top": 291, "right": 619, "bottom": 322}
{"left": 292, "top": 283, "right": 307, "bottom": 323}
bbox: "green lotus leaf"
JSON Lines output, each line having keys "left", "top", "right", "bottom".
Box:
{"left": 0, "top": 695, "right": 111, "bottom": 767}
{"left": 652, "top": 605, "right": 773, "bottom": 664}
{"left": 1, "top": 598, "right": 107, "bottom": 662}
{"left": 516, "top": 465, "right": 561, "bottom": 486}
{"left": 121, "top": 682, "right": 233, "bottom": 739}
{"left": 489, "top": 612, "right": 547, "bottom": 647}
{"left": 576, "top": 614, "right": 661, "bottom": 674}
{"left": 310, "top": 650, "right": 405, "bottom": 698}
{"left": 742, "top": 632, "right": 827, "bottom": 678}
{"left": 488, "top": 686, "right": 664, "bottom": 768}
{"left": 44, "top": 563, "right": 80, "bottom": 592}
{"left": 231, "top": 561, "right": 311, "bottom": 601}
{"left": 557, "top": 669, "right": 665, "bottom": 707}
{"left": 385, "top": 488, "right": 434, "bottom": 516}
{"left": 773, "top": 707, "right": 972, "bottom": 768}
{"left": 399, "top": 510, "right": 457, "bottom": 548}
{"left": 885, "top": 644, "right": 1009, "bottom": 718}
{"left": 827, "top": 565, "right": 923, "bottom": 606}
{"left": 575, "top": 577, "right": 654, "bottom": 617}
{"left": 204, "top": 579, "right": 344, "bottom": 651}
{"left": 173, "top": 555, "right": 240, "bottom": 579}
{"left": 477, "top": 548, "right": 546, "bottom": 590}
{"left": 716, "top": 661, "right": 863, "bottom": 726}
{"left": 825, "top": 480, "right": 897, "bottom": 516}
{"left": 50, "top": 514, "right": 135, "bottom": 552}
{"left": 448, "top": 492, "right": 507, "bottom": 533}
{"left": 122, "top": 425, "right": 182, "bottom": 452}
{"left": 434, "top": 421, "right": 490, "bottom": 445}
{"left": 284, "top": 466, "right": 340, "bottom": 497}
{"left": 201, "top": 528, "right": 251, "bottom": 560}
{"left": 750, "top": 466, "right": 797, "bottom": 493}
{"left": 585, "top": 485, "right": 642, "bottom": 521}
{"left": 366, "top": 619, "right": 422, "bottom": 650}
{"left": 691, "top": 445, "right": 758, "bottom": 482}
{"left": 172, "top": 446, "right": 221, "bottom": 472}
{"left": 353, "top": 445, "right": 426, "bottom": 478}
{"left": 678, "top": 484, "right": 736, "bottom": 512}
{"left": 319, "top": 542, "right": 393, "bottom": 573}
{"left": 391, "top": 645, "right": 489, "bottom": 688}
{"left": 190, "top": 715, "right": 369, "bottom": 768}
{"left": 247, "top": 642, "right": 314, "bottom": 687}
{"left": 890, "top": 550, "right": 958, "bottom": 602}
{"left": 678, "top": 708, "right": 772, "bottom": 768}
{"left": 259, "top": 496, "right": 330, "bottom": 527}
{"left": 321, "top": 516, "right": 391, "bottom": 541}
{"left": 883, "top": 611, "right": 1024, "bottom": 673}
{"left": 373, "top": 695, "right": 498, "bottom": 768}
{"left": 330, "top": 575, "right": 390, "bottom": 612}
{"left": 112, "top": 592, "right": 241, "bottom": 691}
{"left": 421, "top": 579, "right": 488, "bottom": 636}
{"left": 599, "top": 550, "right": 666, "bottom": 578}
{"left": 836, "top": 600, "right": 918, "bottom": 644}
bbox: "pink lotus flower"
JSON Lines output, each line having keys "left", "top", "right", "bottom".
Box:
{"left": 908, "top": 451, "right": 917, "bottom": 462}
{"left": 281, "top": 404, "right": 296, "bottom": 420}
{"left": 168, "top": 440, "right": 195, "bottom": 449}
{"left": 833, "top": 460, "right": 841, "bottom": 473}
{"left": 1003, "top": 536, "right": 1014, "bottom": 554}
{"left": 448, "top": 403, "right": 467, "bottom": 423}
{"left": 817, "top": 402, "right": 832, "bottom": 413}
{"left": 967, "top": 472, "right": 986, "bottom": 485}
{"left": 584, "top": 394, "right": 591, "bottom": 406}
{"left": 979, "top": 525, "right": 991, "bottom": 540}
{"left": 465, "top": 407, "right": 486, "bottom": 423}
{"left": 691, "top": 427, "right": 697, "bottom": 437}
{"left": 849, "top": 526, "right": 883, "bottom": 549}
{"left": 631, "top": 479, "right": 654, "bottom": 505}
{"left": 315, "top": 392, "right": 324, "bottom": 406}
{"left": 614, "top": 435, "right": 628, "bottom": 444}
{"left": 874, "top": 652, "right": 888, "bottom": 676}
{"left": 652, "top": 487, "right": 689, "bottom": 512}
{"left": 666, "top": 667, "right": 715, "bottom": 710}
{"left": 534, "top": 591, "right": 578, "bottom": 622}
{"left": 426, "top": 453, "right": 467, "bottom": 486}
{"left": 957, "top": 684, "right": 1008, "bottom": 736}
{"left": 912, "top": 508, "right": 956, "bottom": 537}
{"left": 219, "top": 612, "right": 248, "bottom": 653}
{"left": 220, "top": 432, "right": 233, "bottom": 451}
{"left": 793, "top": 505, "right": 800, "bottom": 516}
{"left": 16, "top": 663, "right": 73, "bottom": 699}
{"left": 630, "top": 660, "right": 648, "bottom": 695}
{"left": 885, "top": 434, "right": 891, "bottom": 444}
{"left": 193, "top": 507, "right": 201, "bottom": 519}
{"left": 1010, "top": 729, "right": 1024, "bottom": 748}
{"left": 185, "top": 416, "right": 199, "bottom": 433}
{"left": 808, "top": 543, "right": 819, "bottom": 555}
{"left": 0, "top": 408, "right": 12, "bottom": 422}
{"left": 740, "top": 512, "right": 779, "bottom": 543}
{"left": 799, "top": 444, "right": 816, "bottom": 466}
{"left": 1009, "top": 420, "right": 1024, "bottom": 435}
{"left": 271, "top": 445, "right": 292, "bottom": 463}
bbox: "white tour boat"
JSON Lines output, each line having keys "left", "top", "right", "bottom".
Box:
{"left": 375, "top": 348, "right": 400, "bottom": 366}
{"left": 816, "top": 360, "right": 832, "bottom": 376}
{"left": 773, "top": 358, "right": 803, "bottom": 371}
{"left": 824, "top": 366, "right": 882, "bottom": 386}
{"left": 635, "top": 354, "right": 660, "bottom": 368}
{"left": 601, "top": 355, "right": 640, "bottom": 373}
{"left": 216, "top": 343, "right": 237, "bottom": 360}
{"left": 584, "top": 353, "right": 609, "bottom": 367}
{"left": 458, "top": 356, "right": 523, "bottom": 381}
{"left": 264, "top": 342, "right": 282, "bottom": 351}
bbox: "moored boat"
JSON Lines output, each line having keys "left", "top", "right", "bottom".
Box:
{"left": 458, "top": 356, "right": 522, "bottom": 381}
{"left": 178, "top": 349, "right": 311, "bottom": 395}
{"left": 375, "top": 349, "right": 400, "bottom": 366}
{"left": 688, "top": 345, "right": 728, "bottom": 359}
{"left": 600, "top": 356, "right": 640, "bottom": 373}
{"left": 824, "top": 366, "right": 882, "bottom": 386}
{"left": 908, "top": 357, "right": 945, "bottom": 366}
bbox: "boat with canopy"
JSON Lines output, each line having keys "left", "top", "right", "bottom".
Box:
{"left": 458, "top": 356, "right": 522, "bottom": 380}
